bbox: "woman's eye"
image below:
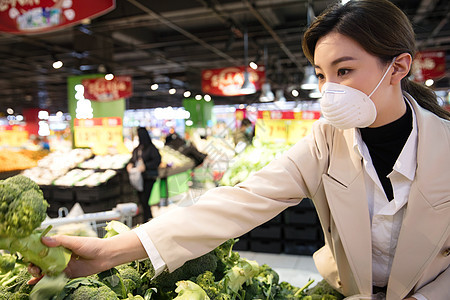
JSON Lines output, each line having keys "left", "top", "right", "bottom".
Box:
{"left": 315, "top": 73, "right": 324, "bottom": 80}
{"left": 337, "top": 69, "right": 351, "bottom": 76}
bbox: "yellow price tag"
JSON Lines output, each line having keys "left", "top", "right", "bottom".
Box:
{"left": 255, "top": 119, "right": 287, "bottom": 143}
{"left": 287, "top": 120, "right": 316, "bottom": 144}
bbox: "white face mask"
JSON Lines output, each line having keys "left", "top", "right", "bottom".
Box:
{"left": 319, "top": 58, "right": 396, "bottom": 129}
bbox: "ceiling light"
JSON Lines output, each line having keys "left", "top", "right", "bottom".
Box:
{"left": 241, "top": 71, "right": 256, "bottom": 94}
{"left": 183, "top": 91, "right": 191, "bottom": 98}
{"left": 301, "top": 65, "right": 318, "bottom": 90}
{"left": 6, "top": 108, "right": 13, "bottom": 114}
{"left": 259, "top": 82, "right": 274, "bottom": 102}
{"left": 151, "top": 83, "right": 159, "bottom": 90}
{"left": 169, "top": 88, "right": 176, "bottom": 94}
{"left": 105, "top": 73, "right": 114, "bottom": 80}
{"left": 291, "top": 89, "right": 299, "bottom": 97}
{"left": 204, "top": 94, "right": 211, "bottom": 102}
{"left": 275, "top": 90, "right": 286, "bottom": 102}
{"left": 52, "top": 60, "right": 63, "bottom": 69}
{"left": 195, "top": 95, "right": 202, "bottom": 100}
{"left": 425, "top": 79, "right": 434, "bottom": 87}
{"left": 249, "top": 61, "right": 258, "bottom": 70}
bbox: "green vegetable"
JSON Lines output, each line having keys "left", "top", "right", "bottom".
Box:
{"left": 103, "top": 220, "right": 131, "bottom": 238}
{"left": 151, "top": 251, "right": 218, "bottom": 293}
{"left": 53, "top": 277, "right": 119, "bottom": 300}
{"left": 117, "top": 264, "right": 142, "bottom": 295}
{"left": 0, "top": 175, "right": 48, "bottom": 238}
{"left": 29, "top": 273, "right": 68, "bottom": 300}
{"left": 0, "top": 226, "right": 72, "bottom": 275}
{"left": 96, "top": 267, "right": 127, "bottom": 299}
{"left": 0, "top": 254, "right": 16, "bottom": 273}
{"left": 173, "top": 280, "right": 210, "bottom": 299}
{"left": 0, "top": 175, "right": 72, "bottom": 275}
{"left": 220, "top": 144, "right": 290, "bottom": 186}
{"left": 305, "top": 279, "right": 344, "bottom": 300}
{"left": 243, "top": 264, "right": 279, "bottom": 300}
{"left": 0, "top": 264, "right": 32, "bottom": 300}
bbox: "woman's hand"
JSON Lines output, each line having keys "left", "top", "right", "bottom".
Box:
{"left": 28, "top": 235, "right": 111, "bottom": 284}
{"left": 28, "top": 230, "right": 148, "bottom": 284}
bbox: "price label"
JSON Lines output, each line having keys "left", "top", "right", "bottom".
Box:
{"left": 0, "top": 126, "right": 28, "bottom": 147}
{"left": 255, "top": 119, "right": 287, "bottom": 143}
{"left": 287, "top": 120, "right": 316, "bottom": 144}
{"left": 74, "top": 117, "right": 123, "bottom": 150}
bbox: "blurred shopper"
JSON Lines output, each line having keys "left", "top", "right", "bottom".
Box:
{"left": 127, "top": 127, "right": 161, "bottom": 221}
{"left": 233, "top": 118, "right": 254, "bottom": 150}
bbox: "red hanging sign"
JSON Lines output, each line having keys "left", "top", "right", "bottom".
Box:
{"left": 202, "top": 66, "right": 265, "bottom": 96}
{"left": 412, "top": 50, "right": 446, "bottom": 82}
{"left": 0, "top": 0, "right": 115, "bottom": 34}
{"left": 82, "top": 76, "right": 132, "bottom": 102}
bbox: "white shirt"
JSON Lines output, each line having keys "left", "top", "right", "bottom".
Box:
{"left": 133, "top": 100, "right": 427, "bottom": 299}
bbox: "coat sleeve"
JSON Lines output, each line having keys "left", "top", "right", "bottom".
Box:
{"left": 414, "top": 266, "right": 450, "bottom": 300}
{"left": 138, "top": 121, "right": 333, "bottom": 272}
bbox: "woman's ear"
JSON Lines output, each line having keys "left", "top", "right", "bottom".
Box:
{"left": 390, "top": 53, "right": 412, "bottom": 85}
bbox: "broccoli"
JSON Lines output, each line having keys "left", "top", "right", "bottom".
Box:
{"left": 0, "top": 175, "right": 48, "bottom": 238}
{"left": 195, "top": 271, "right": 230, "bottom": 300}
{"left": 0, "top": 264, "right": 33, "bottom": 300}
{"left": 274, "top": 281, "right": 302, "bottom": 299}
{"left": 243, "top": 264, "right": 279, "bottom": 300}
{"left": 53, "top": 277, "right": 119, "bottom": 300}
{"left": 116, "top": 264, "right": 142, "bottom": 295}
{"left": 0, "top": 175, "right": 72, "bottom": 275}
{"left": 305, "top": 279, "right": 344, "bottom": 300}
{"left": 151, "top": 251, "right": 218, "bottom": 293}
{"left": 96, "top": 267, "right": 127, "bottom": 299}
{"left": 173, "top": 280, "right": 210, "bottom": 299}
{"left": 213, "top": 239, "right": 241, "bottom": 280}
{"left": 0, "top": 253, "right": 16, "bottom": 273}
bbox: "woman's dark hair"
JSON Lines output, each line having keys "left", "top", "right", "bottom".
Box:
{"left": 137, "top": 127, "right": 152, "bottom": 147}
{"left": 302, "top": 0, "right": 450, "bottom": 120}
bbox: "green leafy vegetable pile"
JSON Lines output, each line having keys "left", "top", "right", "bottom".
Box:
{"left": 0, "top": 235, "right": 343, "bottom": 299}
{"left": 220, "top": 143, "right": 291, "bottom": 186}
{"left": 0, "top": 175, "right": 344, "bottom": 299}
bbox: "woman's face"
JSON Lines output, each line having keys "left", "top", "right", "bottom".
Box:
{"left": 313, "top": 32, "right": 394, "bottom": 118}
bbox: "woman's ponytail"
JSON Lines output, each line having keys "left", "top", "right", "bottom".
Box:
{"left": 401, "top": 78, "right": 450, "bottom": 120}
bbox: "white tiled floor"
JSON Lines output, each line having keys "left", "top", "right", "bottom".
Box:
{"left": 237, "top": 251, "right": 323, "bottom": 288}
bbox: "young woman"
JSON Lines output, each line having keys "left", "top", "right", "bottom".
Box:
{"left": 30, "top": 1, "right": 449, "bottom": 299}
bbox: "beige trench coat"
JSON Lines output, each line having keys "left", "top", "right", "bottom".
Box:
{"left": 141, "top": 94, "right": 450, "bottom": 299}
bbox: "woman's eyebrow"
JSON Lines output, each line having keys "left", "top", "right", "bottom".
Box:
{"left": 314, "top": 56, "right": 357, "bottom": 69}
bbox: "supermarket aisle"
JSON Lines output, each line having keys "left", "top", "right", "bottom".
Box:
{"left": 238, "top": 251, "right": 323, "bottom": 288}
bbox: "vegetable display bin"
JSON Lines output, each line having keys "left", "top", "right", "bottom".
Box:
{"left": 284, "top": 241, "right": 322, "bottom": 255}
{"left": 283, "top": 209, "right": 319, "bottom": 225}
{"left": 75, "top": 184, "right": 121, "bottom": 202}
{"left": 53, "top": 186, "right": 76, "bottom": 201}
{"left": 249, "top": 224, "right": 282, "bottom": 239}
{"left": 250, "top": 239, "right": 283, "bottom": 254}
{"left": 233, "top": 238, "right": 249, "bottom": 251}
{"left": 283, "top": 225, "right": 319, "bottom": 241}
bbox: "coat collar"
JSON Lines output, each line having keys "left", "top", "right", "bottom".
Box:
{"left": 386, "top": 94, "right": 450, "bottom": 299}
